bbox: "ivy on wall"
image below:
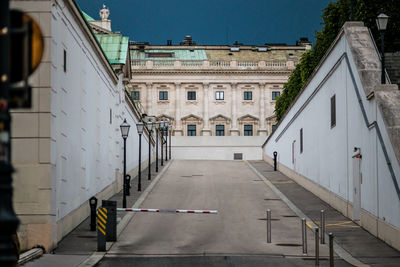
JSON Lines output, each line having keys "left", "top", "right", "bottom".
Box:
{"left": 275, "top": 0, "right": 400, "bottom": 121}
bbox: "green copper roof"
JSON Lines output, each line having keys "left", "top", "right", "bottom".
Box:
{"left": 130, "top": 49, "right": 207, "bottom": 60}
{"left": 95, "top": 34, "right": 129, "bottom": 65}
{"left": 81, "top": 10, "right": 95, "bottom": 22}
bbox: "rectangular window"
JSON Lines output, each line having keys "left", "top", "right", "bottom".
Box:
{"left": 244, "top": 125, "right": 253, "bottom": 136}
{"left": 131, "top": 91, "right": 140, "bottom": 101}
{"left": 187, "top": 91, "right": 196, "bottom": 100}
{"left": 216, "top": 91, "right": 224, "bottom": 100}
{"left": 300, "top": 128, "right": 303, "bottom": 153}
{"left": 63, "top": 49, "right": 67, "bottom": 72}
{"left": 187, "top": 125, "right": 196, "bottom": 136}
{"left": 272, "top": 124, "right": 277, "bottom": 132}
{"left": 331, "top": 95, "right": 336, "bottom": 128}
{"left": 159, "top": 91, "right": 168, "bottom": 100}
{"left": 109, "top": 109, "right": 112, "bottom": 124}
{"left": 216, "top": 125, "right": 225, "bottom": 136}
{"left": 272, "top": 91, "right": 280, "bottom": 100}
{"left": 244, "top": 91, "right": 252, "bottom": 100}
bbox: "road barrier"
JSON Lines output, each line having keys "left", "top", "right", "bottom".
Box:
{"left": 102, "top": 200, "right": 117, "bottom": 242}
{"left": 97, "top": 207, "right": 107, "bottom": 252}
{"left": 117, "top": 208, "right": 218, "bottom": 214}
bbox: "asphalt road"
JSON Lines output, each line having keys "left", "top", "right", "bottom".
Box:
{"left": 97, "top": 160, "right": 351, "bottom": 266}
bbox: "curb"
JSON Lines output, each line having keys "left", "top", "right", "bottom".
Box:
{"left": 246, "top": 161, "right": 369, "bottom": 267}
{"left": 18, "top": 247, "right": 44, "bottom": 265}
{"left": 78, "top": 160, "right": 173, "bottom": 267}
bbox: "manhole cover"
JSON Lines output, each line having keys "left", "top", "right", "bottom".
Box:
{"left": 264, "top": 198, "right": 281, "bottom": 201}
{"left": 275, "top": 243, "right": 302, "bottom": 247}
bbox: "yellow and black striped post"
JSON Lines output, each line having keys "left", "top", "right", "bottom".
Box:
{"left": 97, "top": 207, "right": 107, "bottom": 251}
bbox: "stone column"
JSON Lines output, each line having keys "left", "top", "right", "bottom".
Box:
{"left": 258, "top": 83, "right": 268, "bottom": 136}
{"left": 146, "top": 82, "right": 152, "bottom": 115}
{"left": 201, "top": 83, "right": 211, "bottom": 136}
{"left": 174, "top": 83, "right": 183, "bottom": 136}
{"left": 230, "top": 83, "right": 239, "bottom": 136}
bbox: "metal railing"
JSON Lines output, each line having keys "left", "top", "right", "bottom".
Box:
{"left": 131, "top": 59, "right": 289, "bottom": 69}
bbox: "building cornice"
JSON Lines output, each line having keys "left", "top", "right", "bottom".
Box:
{"left": 130, "top": 70, "right": 292, "bottom": 76}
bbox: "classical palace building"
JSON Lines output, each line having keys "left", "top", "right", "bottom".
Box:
{"left": 128, "top": 36, "right": 311, "bottom": 136}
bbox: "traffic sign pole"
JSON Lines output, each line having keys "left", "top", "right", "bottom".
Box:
{"left": 0, "top": 0, "right": 20, "bottom": 265}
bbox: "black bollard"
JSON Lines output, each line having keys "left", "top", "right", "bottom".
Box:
{"left": 102, "top": 200, "right": 117, "bottom": 242}
{"left": 273, "top": 151, "right": 278, "bottom": 171}
{"left": 125, "top": 174, "right": 131, "bottom": 196}
{"left": 89, "top": 196, "right": 98, "bottom": 231}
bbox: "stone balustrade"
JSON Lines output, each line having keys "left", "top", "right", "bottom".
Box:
{"left": 131, "top": 59, "right": 293, "bottom": 70}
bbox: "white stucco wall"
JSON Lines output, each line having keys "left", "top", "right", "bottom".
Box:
{"left": 50, "top": 1, "right": 155, "bottom": 221}
{"left": 263, "top": 24, "right": 400, "bottom": 231}
{"left": 172, "top": 136, "right": 265, "bottom": 160}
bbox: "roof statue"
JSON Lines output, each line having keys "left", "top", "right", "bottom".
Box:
{"left": 99, "top": 4, "right": 110, "bottom": 21}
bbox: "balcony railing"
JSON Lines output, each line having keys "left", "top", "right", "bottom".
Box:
{"left": 131, "top": 60, "right": 294, "bottom": 70}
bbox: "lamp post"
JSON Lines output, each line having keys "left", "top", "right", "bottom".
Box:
{"left": 165, "top": 120, "right": 169, "bottom": 162}
{"left": 120, "top": 119, "right": 130, "bottom": 208}
{"left": 376, "top": 13, "right": 389, "bottom": 84}
{"left": 160, "top": 121, "right": 164, "bottom": 166}
{"left": 169, "top": 125, "right": 172, "bottom": 160}
{"left": 155, "top": 122, "right": 159, "bottom": 172}
{"left": 136, "top": 122, "right": 144, "bottom": 191}
{"left": 146, "top": 122, "right": 153, "bottom": 180}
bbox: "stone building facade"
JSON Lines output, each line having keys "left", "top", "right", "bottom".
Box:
{"left": 128, "top": 37, "right": 310, "bottom": 136}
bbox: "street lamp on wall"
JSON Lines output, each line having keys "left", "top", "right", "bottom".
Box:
{"left": 146, "top": 122, "right": 153, "bottom": 180}
{"left": 376, "top": 13, "right": 389, "bottom": 84}
{"left": 136, "top": 122, "right": 144, "bottom": 191}
{"left": 120, "top": 119, "right": 130, "bottom": 208}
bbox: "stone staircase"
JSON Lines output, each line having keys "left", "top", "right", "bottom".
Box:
{"left": 386, "top": 52, "right": 400, "bottom": 85}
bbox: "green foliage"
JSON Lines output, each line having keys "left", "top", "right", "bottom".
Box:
{"left": 275, "top": 0, "right": 400, "bottom": 121}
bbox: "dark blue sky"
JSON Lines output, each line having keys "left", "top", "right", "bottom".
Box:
{"left": 77, "top": 0, "right": 333, "bottom": 45}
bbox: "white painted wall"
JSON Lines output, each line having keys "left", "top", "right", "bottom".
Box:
{"left": 264, "top": 25, "right": 400, "bottom": 229}
{"left": 172, "top": 136, "right": 265, "bottom": 160}
{"left": 50, "top": 2, "right": 155, "bottom": 221}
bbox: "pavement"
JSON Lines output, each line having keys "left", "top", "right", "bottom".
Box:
{"left": 21, "top": 160, "right": 169, "bottom": 266}
{"left": 21, "top": 159, "right": 400, "bottom": 266}
{"left": 247, "top": 160, "right": 400, "bottom": 267}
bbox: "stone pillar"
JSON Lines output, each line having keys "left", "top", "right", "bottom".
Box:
{"left": 258, "top": 83, "right": 268, "bottom": 136}
{"left": 230, "top": 83, "right": 239, "bottom": 136}
{"left": 174, "top": 83, "right": 183, "bottom": 136}
{"left": 146, "top": 82, "right": 152, "bottom": 115}
{"left": 201, "top": 83, "right": 211, "bottom": 136}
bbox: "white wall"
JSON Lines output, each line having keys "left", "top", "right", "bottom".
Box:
{"left": 172, "top": 136, "right": 265, "bottom": 160}
{"left": 264, "top": 24, "right": 400, "bottom": 231}
{"left": 50, "top": 1, "right": 155, "bottom": 221}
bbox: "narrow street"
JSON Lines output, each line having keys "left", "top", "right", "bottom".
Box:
{"left": 98, "top": 160, "right": 349, "bottom": 266}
